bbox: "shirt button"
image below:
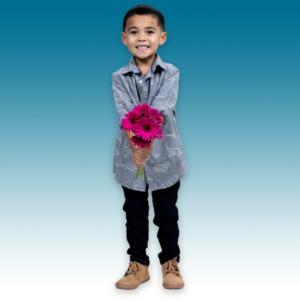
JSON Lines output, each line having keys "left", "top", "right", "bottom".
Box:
{"left": 139, "top": 80, "right": 143, "bottom": 84}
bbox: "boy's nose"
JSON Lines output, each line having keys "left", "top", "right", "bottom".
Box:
{"left": 138, "top": 33, "right": 147, "bottom": 40}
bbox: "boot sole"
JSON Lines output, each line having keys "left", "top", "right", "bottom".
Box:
{"left": 163, "top": 282, "right": 184, "bottom": 289}
{"left": 115, "top": 275, "right": 150, "bottom": 290}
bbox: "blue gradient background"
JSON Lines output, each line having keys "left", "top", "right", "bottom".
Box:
{"left": 0, "top": 1, "right": 299, "bottom": 299}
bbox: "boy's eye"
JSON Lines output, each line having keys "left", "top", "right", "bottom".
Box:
{"left": 129, "top": 30, "right": 155, "bottom": 34}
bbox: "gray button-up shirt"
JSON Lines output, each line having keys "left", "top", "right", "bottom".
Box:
{"left": 112, "top": 53, "right": 187, "bottom": 192}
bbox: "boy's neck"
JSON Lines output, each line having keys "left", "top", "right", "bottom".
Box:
{"left": 134, "top": 53, "right": 157, "bottom": 76}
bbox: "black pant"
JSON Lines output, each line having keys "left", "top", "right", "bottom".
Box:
{"left": 121, "top": 180, "right": 181, "bottom": 266}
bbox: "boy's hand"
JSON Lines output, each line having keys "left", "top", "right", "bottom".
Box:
{"left": 132, "top": 142, "right": 153, "bottom": 168}
{"left": 124, "top": 130, "right": 153, "bottom": 167}
{"left": 125, "top": 130, "right": 137, "bottom": 151}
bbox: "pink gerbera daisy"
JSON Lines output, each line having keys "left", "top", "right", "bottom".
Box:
{"left": 133, "top": 116, "right": 163, "bottom": 141}
{"left": 149, "top": 107, "right": 164, "bottom": 124}
{"left": 134, "top": 103, "right": 152, "bottom": 118}
{"left": 121, "top": 109, "right": 141, "bottom": 130}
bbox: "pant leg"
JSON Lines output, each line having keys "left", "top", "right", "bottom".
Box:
{"left": 121, "top": 184, "right": 150, "bottom": 266}
{"left": 151, "top": 180, "right": 181, "bottom": 265}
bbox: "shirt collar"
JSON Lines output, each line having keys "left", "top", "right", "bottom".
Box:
{"left": 121, "top": 53, "right": 167, "bottom": 76}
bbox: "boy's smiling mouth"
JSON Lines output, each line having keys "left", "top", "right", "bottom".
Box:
{"left": 136, "top": 45, "right": 151, "bottom": 53}
{"left": 136, "top": 45, "right": 150, "bottom": 49}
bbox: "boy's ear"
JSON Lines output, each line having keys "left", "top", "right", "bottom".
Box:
{"left": 159, "top": 31, "right": 167, "bottom": 45}
{"left": 121, "top": 32, "right": 127, "bottom": 46}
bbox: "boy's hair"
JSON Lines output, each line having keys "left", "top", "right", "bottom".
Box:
{"left": 123, "top": 4, "right": 165, "bottom": 32}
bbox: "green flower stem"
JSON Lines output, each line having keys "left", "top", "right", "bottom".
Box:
{"left": 136, "top": 166, "right": 145, "bottom": 178}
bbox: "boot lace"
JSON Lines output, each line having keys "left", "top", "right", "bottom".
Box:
{"left": 124, "top": 261, "right": 140, "bottom": 276}
{"left": 164, "top": 258, "right": 180, "bottom": 276}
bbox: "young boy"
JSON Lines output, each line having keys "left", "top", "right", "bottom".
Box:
{"left": 112, "top": 4, "right": 187, "bottom": 289}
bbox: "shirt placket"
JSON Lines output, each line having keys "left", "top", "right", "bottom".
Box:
{"left": 135, "top": 72, "right": 151, "bottom": 103}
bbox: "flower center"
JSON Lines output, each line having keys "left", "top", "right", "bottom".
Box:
{"left": 143, "top": 124, "right": 151, "bottom": 131}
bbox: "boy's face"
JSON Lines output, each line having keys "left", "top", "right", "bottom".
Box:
{"left": 122, "top": 14, "right": 167, "bottom": 61}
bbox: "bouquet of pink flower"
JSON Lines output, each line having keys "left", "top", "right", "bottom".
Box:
{"left": 121, "top": 103, "right": 164, "bottom": 178}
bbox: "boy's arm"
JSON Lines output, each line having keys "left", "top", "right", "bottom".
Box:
{"left": 112, "top": 73, "right": 135, "bottom": 126}
{"left": 112, "top": 73, "right": 152, "bottom": 166}
{"left": 151, "top": 68, "right": 180, "bottom": 119}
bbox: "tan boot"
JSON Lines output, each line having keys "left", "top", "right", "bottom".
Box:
{"left": 162, "top": 257, "right": 184, "bottom": 289}
{"left": 115, "top": 261, "right": 150, "bottom": 290}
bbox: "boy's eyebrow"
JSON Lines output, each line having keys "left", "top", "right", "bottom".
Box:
{"left": 127, "top": 26, "right": 157, "bottom": 31}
